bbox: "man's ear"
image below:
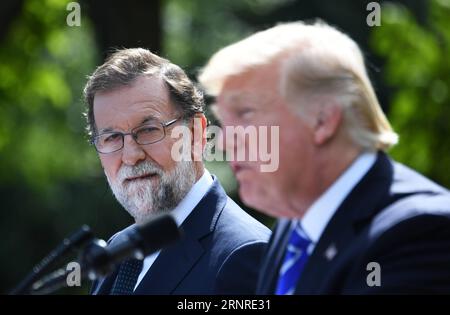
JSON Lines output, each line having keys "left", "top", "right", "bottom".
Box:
{"left": 313, "top": 103, "right": 343, "bottom": 146}
{"left": 191, "top": 113, "right": 207, "bottom": 162}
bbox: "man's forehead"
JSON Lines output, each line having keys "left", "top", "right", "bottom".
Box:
{"left": 94, "top": 95, "right": 176, "bottom": 133}
{"left": 97, "top": 113, "right": 164, "bottom": 132}
{"left": 94, "top": 74, "right": 173, "bottom": 109}
{"left": 218, "top": 67, "right": 280, "bottom": 103}
{"left": 94, "top": 96, "right": 172, "bottom": 118}
{"left": 217, "top": 90, "right": 279, "bottom": 108}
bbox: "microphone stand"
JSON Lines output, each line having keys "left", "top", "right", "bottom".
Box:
{"left": 29, "top": 237, "right": 144, "bottom": 295}
{"left": 10, "top": 225, "right": 93, "bottom": 295}
{"left": 12, "top": 213, "right": 180, "bottom": 295}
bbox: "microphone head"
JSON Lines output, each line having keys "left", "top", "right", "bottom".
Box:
{"left": 67, "top": 225, "right": 94, "bottom": 249}
{"left": 134, "top": 213, "right": 181, "bottom": 256}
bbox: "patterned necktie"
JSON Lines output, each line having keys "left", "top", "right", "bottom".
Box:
{"left": 275, "top": 221, "right": 313, "bottom": 295}
{"left": 109, "top": 258, "right": 143, "bottom": 295}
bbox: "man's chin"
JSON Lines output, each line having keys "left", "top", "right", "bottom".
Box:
{"left": 239, "top": 184, "right": 260, "bottom": 209}
{"left": 239, "top": 184, "right": 278, "bottom": 217}
{"left": 129, "top": 207, "right": 155, "bottom": 224}
{"left": 124, "top": 183, "right": 152, "bottom": 196}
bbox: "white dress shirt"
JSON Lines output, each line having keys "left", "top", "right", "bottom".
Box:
{"left": 298, "top": 152, "right": 377, "bottom": 254}
{"left": 133, "top": 168, "right": 214, "bottom": 290}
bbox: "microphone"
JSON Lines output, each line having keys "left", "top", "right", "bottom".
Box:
{"left": 10, "top": 225, "right": 93, "bottom": 295}
{"left": 30, "top": 213, "right": 181, "bottom": 294}
{"left": 82, "top": 213, "right": 181, "bottom": 279}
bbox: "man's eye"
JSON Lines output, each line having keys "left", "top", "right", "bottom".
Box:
{"left": 138, "top": 126, "right": 159, "bottom": 134}
{"left": 236, "top": 107, "right": 255, "bottom": 118}
{"left": 104, "top": 133, "right": 121, "bottom": 143}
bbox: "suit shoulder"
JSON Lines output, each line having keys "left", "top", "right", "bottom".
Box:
{"left": 392, "top": 161, "right": 448, "bottom": 195}
{"left": 371, "top": 161, "right": 450, "bottom": 238}
{"left": 369, "top": 191, "right": 450, "bottom": 241}
{"left": 205, "top": 196, "right": 270, "bottom": 285}
{"left": 211, "top": 196, "right": 270, "bottom": 249}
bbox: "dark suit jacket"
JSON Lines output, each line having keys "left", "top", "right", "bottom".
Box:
{"left": 91, "top": 177, "right": 270, "bottom": 295}
{"left": 257, "top": 152, "right": 450, "bottom": 294}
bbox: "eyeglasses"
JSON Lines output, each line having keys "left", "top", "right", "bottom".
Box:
{"left": 91, "top": 118, "right": 179, "bottom": 154}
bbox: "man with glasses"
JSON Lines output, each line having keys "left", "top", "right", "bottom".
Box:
{"left": 84, "top": 48, "right": 270, "bottom": 295}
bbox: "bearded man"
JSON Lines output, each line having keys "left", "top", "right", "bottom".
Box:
{"left": 84, "top": 48, "right": 270, "bottom": 295}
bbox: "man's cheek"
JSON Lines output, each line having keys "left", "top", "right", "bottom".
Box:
{"left": 105, "top": 164, "right": 121, "bottom": 182}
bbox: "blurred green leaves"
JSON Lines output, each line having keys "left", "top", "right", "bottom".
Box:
{"left": 162, "top": 0, "right": 290, "bottom": 70}
{"left": 371, "top": 0, "right": 450, "bottom": 187}
{"left": 0, "top": 0, "right": 98, "bottom": 189}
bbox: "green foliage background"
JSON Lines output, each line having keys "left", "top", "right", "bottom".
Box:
{"left": 371, "top": 0, "right": 450, "bottom": 186}
{"left": 0, "top": 0, "right": 448, "bottom": 294}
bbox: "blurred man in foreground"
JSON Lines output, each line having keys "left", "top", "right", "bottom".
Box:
{"left": 199, "top": 21, "right": 450, "bottom": 294}
{"left": 84, "top": 48, "right": 269, "bottom": 295}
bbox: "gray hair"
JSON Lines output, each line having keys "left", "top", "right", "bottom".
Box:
{"left": 83, "top": 48, "right": 204, "bottom": 136}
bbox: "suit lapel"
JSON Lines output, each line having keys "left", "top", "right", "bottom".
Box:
{"left": 91, "top": 269, "right": 119, "bottom": 295}
{"left": 257, "top": 219, "right": 292, "bottom": 294}
{"left": 133, "top": 233, "right": 204, "bottom": 294}
{"left": 134, "top": 178, "right": 227, "bottom": 294}
{"left": 295, "top": 152, "right": 394, "bottom": 293}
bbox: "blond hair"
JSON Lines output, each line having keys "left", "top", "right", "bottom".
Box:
{"left": 199, "top": 21, "right": 398, "bottom": 151}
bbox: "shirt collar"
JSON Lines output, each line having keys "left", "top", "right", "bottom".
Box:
{"left": 171, "top": 168, "right": 214, "bottom": 227}
{"left": 300, "top": 151, "right": 377, "bottom": 243}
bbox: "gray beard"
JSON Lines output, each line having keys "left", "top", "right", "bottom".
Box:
{"left": 106, "top": 160, "right": 197, "bottom": 223}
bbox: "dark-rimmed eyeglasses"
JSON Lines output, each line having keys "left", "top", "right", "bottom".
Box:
{"left": 91, "top": 118, "right": 179, "bottom": 154}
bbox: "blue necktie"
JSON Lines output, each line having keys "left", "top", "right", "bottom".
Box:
{"left": 275, "top": 221, "right": 313, "bottom": 295}
{"left": 109, "top": 258, "right": 143, "bottom": 295}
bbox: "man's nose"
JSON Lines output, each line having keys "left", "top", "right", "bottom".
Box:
{"left": 121, "top": 134, "right": 146, "bottom": 166}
